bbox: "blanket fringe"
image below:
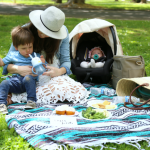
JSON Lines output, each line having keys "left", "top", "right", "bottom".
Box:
{"left": 145, "top": 139, "right": 150, "bottom": 148}
{"left": 125, "top": 141, "right": 143, "bottom": 150}
{"left": 66, "top": 139, "right": 150, "bottom": 150}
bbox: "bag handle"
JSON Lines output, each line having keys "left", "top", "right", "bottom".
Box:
{"left": 136, "top": 61, "right": 142, "bottom": 65}
{"left": 124, "top": 83, "right": 150, "bottom": 110}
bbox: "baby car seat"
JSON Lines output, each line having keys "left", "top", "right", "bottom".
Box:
{"left": 70, "top": 27, "right": 117, "bottom": 84}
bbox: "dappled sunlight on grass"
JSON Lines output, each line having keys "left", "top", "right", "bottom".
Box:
{"left": 0, "top": 0, "right": 150, "bottom": 10}
{"left": 85, "top": 0, "right": 150, "bottom": 10}
{"left": 106, "top": 19, "right": 150, "bottom": 75}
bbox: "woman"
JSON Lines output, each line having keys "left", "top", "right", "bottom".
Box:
{"left": 4, "top": 6, "right": 89, "bottom": 105}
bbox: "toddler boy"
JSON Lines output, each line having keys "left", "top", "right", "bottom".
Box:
{"left": 0, "top": 26, "right": 44, "bottom": 114}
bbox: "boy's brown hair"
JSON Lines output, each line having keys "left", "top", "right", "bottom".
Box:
{"left": 11, "top": 26, "right": 34, "bottom": 47}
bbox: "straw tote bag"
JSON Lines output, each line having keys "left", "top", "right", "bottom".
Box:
{"left": 116, "top": 77, "right": 150, "bottom": 110}
{"left": 124, "top": 83, "right": 150, "bottom": 110}
{"left": 112, "top": 55, "right": 146, "bottom": 89}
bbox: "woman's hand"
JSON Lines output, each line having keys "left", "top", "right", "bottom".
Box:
{"left": 40, "top": 55, "right": 45, "bottom": 63}
{"left": 7, "top": 64, "right": 37, "bottom": 77}
{"left": 18, "top": 66, "right": 37, "bottom": 77}
{"left": 42, "top": 66, "right": 66, "bottom": 78}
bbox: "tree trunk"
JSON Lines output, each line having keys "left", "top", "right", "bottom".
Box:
{"left": 141, "top": 0, "right": 147, "bottom": 3}
{"left": 132, "top": 0, "right": 140, "bottom": 2}
{"left": 67, "top": 0, "right": 85, "bottom": 4}
{"left": 115, "top": 0, "right": 118, "bottom": 1}
{"left": 56, "top": 0, "right": 62, "bottom": 3}
{"left": 77, "top": 0, "right": 85, "bottom": 3}
{"left": 58, "top": 0, "right": 89, "bottom": 8}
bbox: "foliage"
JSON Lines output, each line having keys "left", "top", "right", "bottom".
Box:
{"left": 0, "top": 15, "right": 150, "bottom": 149}
{"left": 0, "top": 0, "right": 150, "bottom": 10}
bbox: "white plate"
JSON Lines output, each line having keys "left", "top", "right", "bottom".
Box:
{"left": 52, "top": 110, "right": 79, "bottom": 116}
{"left": 87, "top": 100, "right": 117, "bottom": 110}
{"left": 79, "top": 110, "right": 112, "bottom": 121}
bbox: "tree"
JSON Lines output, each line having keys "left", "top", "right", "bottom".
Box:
{"left": 133, "top": 0, "right": 147, "bottom": 3}
{"left": 141, "top": 0, "right": 147, "bottom": 3}
{"left": 64, "top": 0, "right": 85, "bottom": 5}
{"left": 58, "top": 0, "right": 99, "bottom": 8}
{"left": 56, "top": 0, "right": 62, "bottom": 3}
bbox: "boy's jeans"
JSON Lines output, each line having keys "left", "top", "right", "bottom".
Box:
{"left": 0, "top": 75, "right": 36, "bottom": 105}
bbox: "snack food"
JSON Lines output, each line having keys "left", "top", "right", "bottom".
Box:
{"left": 103, "top": 100, "right": 111, "bottom": 105}
{"left": 66, "top": 107, "right": 75, "bottom": 115}
{"left": 97, "top": 103, "right": 105, "bottom": 109}
{"left": 91, "top": 100, "right": 117, "bottom": 109}
{"left": 55, "top": 105, "right": 76, "bottom": 115}
{"left": 55, "top": 106, "right": 66, "bottom": 115}
{"left": 92, "top": 104, "right": 101, "bottom": 108}
{"left": 105, "top": 105, "right": 116, "bottom": 109}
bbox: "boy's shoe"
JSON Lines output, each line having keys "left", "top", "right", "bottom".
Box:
{"left": 0, "top": 104, "right": 8, "bottom": 114}
{"left": 25, "top": 100, "right": 36, "bottom": 109}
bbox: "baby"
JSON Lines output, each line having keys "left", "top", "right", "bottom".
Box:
{"left": 80, "top": 47, "right": 105, "bottom": 68}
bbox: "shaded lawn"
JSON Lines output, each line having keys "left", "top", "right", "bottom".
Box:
{"left": 0, "top": 0, "right": 150, "bottom": 10}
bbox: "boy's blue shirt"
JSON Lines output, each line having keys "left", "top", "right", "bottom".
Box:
{"left": 2, "top": 51, "right": 46, "bottom": 76}
{"left": 2, "top": 25, "right": 72, "bottom": 75}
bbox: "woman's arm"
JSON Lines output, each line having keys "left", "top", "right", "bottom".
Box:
{"left": 43, "top": 66, "right": 66, "bottom": 77}
{"left": 7, "top": 64, "right": 33, "bottom": 77}
{"left": 3, "top": 43, "right": 34, "bottom": 76}
{"left": 57, "top": 26, "right": 72, "bottom": 75}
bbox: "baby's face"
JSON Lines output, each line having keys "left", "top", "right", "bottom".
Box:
{"left": 91, "top": 49, "right": 102, "bottom": 58}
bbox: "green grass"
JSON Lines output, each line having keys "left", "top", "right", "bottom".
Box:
{"left": 86, "top": 0, "right": 150, "bottom": 10}
{"left": 0, "top": 15, "right": 150, "bottom": 149}
{"left": 1, "top": 0, "right": 150, "bottom": 10}
{"left": 0, "top": 114, "right": 38, "bottom": 149}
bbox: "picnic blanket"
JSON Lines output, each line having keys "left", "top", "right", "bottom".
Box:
{"left": 5, "top": 85, "right": 150, "bottom": 150}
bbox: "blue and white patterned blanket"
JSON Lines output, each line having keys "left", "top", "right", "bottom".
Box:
{"left": 5, "top": 85, "right": 150, "bottom": 150}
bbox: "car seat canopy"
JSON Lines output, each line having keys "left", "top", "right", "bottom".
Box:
{"left": 69, "top": 19, "right": 123, "bottom": 84}
{"left": 70, "top": 18, "right": 123, "bottom": 59}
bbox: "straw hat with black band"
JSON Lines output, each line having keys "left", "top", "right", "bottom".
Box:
{"left": 29, "top": 6, "right": 67, "bottom": 40}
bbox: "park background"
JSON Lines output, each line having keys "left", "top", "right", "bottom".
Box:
{"left": 0, "top": 0, "right": 150, "bottom": 149}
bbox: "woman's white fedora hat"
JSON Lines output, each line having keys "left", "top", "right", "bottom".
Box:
{"left": 29, "top": 6, "right": 67, "bottom": 39}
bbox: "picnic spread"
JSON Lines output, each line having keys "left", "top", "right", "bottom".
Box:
{"left": 5, "top": 84, "right": 150, "bottom": 150}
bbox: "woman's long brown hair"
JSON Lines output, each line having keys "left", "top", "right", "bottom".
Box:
{"left": 28, "top": 22, "right": 61, "bottom": 64}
